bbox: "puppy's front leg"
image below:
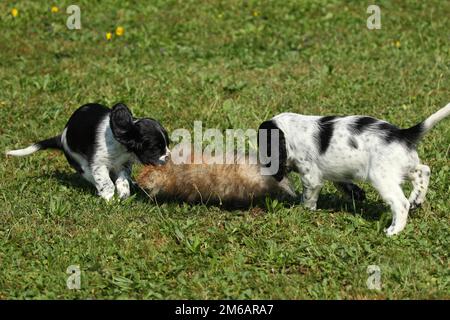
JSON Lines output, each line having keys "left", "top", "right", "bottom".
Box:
{"left": 92, "top": 165, "right": 115, "bottom": 201}
{"left": 301, "top": 174, "right": 323, "bottom": 211}
{"left": 114, "top": 166, "right": 131, "bottom": 199}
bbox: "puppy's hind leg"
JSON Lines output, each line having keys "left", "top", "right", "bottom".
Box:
{"left": 371, "top": 177, "right": 410, "bottom": 236}
{"left": 408, "top": 164, "right": 431, "bottom": 210}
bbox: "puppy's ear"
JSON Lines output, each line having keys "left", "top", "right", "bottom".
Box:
{"left": 258, "top": 120, "right": 287, "bottom": 181}
{"left": 110, "top": 103, "right": 136, "bottom": 145}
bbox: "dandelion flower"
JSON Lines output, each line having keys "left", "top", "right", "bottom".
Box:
{"left": 51, "top": 6, "right": 59, "bottom": 13}
{"left": 115, "top": 26, "right": 124, "bottom": 36}
{"left": 11, "top": 8, "right": 18, "bottom": 17}
{"left": 395, "top": 40, "right": 401, "bottom": 48}
{"left": 106, "top": 32, "right": 112, "bottom": 40}
{"left": 252, "top": 10, "right": 260, "bottom": 17}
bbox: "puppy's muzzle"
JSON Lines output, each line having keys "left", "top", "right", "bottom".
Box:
{"left": 157, "top": 148, "right": 171, "bottom": 165}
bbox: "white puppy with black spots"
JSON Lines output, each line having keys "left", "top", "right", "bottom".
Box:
{"left": 258, "top": 103, "right": 450, "bottom": 236}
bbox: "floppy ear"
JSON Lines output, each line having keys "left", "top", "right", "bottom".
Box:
{"left": 110, "top": 103, "right": 136, "bottom": 145}
{"left": 258, "top": 120, "right": 287, "bottom": 181}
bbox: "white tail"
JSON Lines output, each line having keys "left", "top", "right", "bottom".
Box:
{"left": 422, "top": 102, "right": 450, "bottom": 133}
{"left": 5, "top": 144, "right": 40, "bottom": 157}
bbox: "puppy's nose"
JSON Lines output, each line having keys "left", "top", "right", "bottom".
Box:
{"left": 158, "top": 152, "right": 170, "bottom": 164}
{"left": 164, "top": 149, "right": 171, "bottom": 161}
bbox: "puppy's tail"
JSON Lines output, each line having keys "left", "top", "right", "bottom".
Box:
{"left": 5, "top": 135, "right": 62, "bottom": 157}
{"left": 422, "top": 102, "right": 450, "bottom": 133}
{"left": 401, "top": 102, "right": 450, "bottom": 144}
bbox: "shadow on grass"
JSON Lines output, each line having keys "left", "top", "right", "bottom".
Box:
{"left": 48, "top": 171, "right": 151, "bottom": 200}
{"left": 317, "top": 193, "right": 388, "bottom": 222}
{"left": 46, "top": 170, "right": 95, "bottom": 195}
{"left": 136, "top": 186, "right": 388, "bottom": 221}
{"left": 46, "top": 171, "right": 389, "bottom": 221}
{"left": 133, "top": 187, "right": 276, "bottom": 212}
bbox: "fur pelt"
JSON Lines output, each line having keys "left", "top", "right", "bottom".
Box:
{"left": 137, "top": 152, "right": 296, "bottom": 207}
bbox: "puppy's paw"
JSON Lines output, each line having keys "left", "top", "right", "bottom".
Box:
{"left": 99, "top": 189, "right": 115, "bottom": 202}
{"left": 118, "top": 189, "right": 130, "bottom": 199}
{"left": 409, "top": 201, "right": 422, "bottom": 211}
{"left": 116, "top": 180, "right": 131, "bottom": 199}
{"left": 384, "top": 225, "right": 402, "bottom": 237}
{"left": 304, "top": 202, "right": 318, "bottom": 211}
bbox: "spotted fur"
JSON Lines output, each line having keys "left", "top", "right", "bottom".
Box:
{"left": 263, "top": 102, "right": 450, "bottom": 236}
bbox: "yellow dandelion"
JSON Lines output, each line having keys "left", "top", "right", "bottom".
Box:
{"left": 252, "top": 10, "right": 260, "bottom": 17}
{"left": 395, "top": 40, "right": 401, "bottom": 48}
{"left": 115, "top": 26, "right": 124, "bottom": 36}
{"left": 51, "top": 6, "right": 59, "bottom": 13}
{"left": 11, "top": 8, "right": 19, "bottom": 17}
{"left": 106, "top": 32, "right": 112, "bottom": 40}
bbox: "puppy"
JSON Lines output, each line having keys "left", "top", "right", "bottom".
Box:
{"left": 258, "top": 103, "right": 450, "bottom": 236}
{"left": 6, "top": 103, "right": 170, "bottom": 200}
{"left": 137, "top": 149, "right": 296, "bottom": 208}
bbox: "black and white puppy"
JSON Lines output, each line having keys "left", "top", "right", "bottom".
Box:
{"left": 258, "top": 103, "right": 450, "bottom": 236}
{"left": 6, "top": 103, "right": 170, "bottom": 201}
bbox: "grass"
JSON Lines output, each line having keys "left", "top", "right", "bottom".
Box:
{"left": 0, "top": 0, "right": 449, "bottom": 299}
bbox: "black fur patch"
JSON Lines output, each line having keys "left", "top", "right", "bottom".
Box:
{"left": 348, "top": 137, "right": 358, "bottom": 149}
{"left": 65, "top": 103, "right": 110, "bottom": 163}
{"left": 398, "top": 122, "right": 424, "bottom": 148}
{"left": 258, "top": 120, "right": 287, "bottom": 181}
{"left": 317, "top": 116, "right": 338, "bottom": 154}
{"left": 378, "top": 122, "right": 424, "bottom": 148}
{"left": 37, "top": 136, "right": 62, "bottom": 150}
{"left": 63, "top": 152, "right": 84, "bottom": 174}
{"left": 350, "top": 117, "right": 378, "bottom": 134}
{"left": 350, "top": 116, "right": 424, "bottom": 149}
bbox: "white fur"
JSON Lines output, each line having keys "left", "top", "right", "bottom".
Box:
{"left": 159, "top": 147, "right": 171, "bottom": 162}
{"left": 423, "top": 102, "right": 450, "bottom": 132}
{"left": 272, "top": 103, "right": 449, "bottom": 236}
{"left": 62, "top": 116, "right": 135, "bottom": 201}
{"left": 6, "top": 144, "right": 40, "bottom": 156}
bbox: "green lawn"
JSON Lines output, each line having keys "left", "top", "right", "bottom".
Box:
{"left": 0, "top": 0, "right": 449, "bottom": 299}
